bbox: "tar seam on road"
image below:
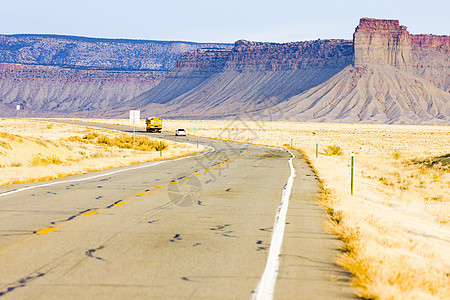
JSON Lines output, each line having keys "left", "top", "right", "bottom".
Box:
{"left": 0, "top": 146, "right": 214, "bottom": 198}
{"left": 252, "top": 149, "right": 296, "bottom": 300}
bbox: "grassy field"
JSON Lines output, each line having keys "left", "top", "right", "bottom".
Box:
{"left": 78, "top": 118, "right": 449, "bottom": 299}
{"left": 0, "top": 119, "right": 204, "bottom": 186}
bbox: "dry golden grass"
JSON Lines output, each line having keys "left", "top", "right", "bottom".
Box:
{"left": 0, "top": 119, "right": 204, "bottom": 186}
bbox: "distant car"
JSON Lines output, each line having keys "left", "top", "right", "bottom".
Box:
{"left": 175, "top": 129, "right": 186, "bottom": 136}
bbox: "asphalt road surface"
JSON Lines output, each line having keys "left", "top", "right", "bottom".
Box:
{"left": 0, "top": 122, "right": 354, "bottom": 299}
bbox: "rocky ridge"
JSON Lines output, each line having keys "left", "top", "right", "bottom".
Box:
{"left": 411, "top": 35, "right": 450, "bottom": 47}
{"left": 227, "top": 39, "right": 353, "bottom": 71}
{"left": 173, "top": 49, "right": 231, "bottom": 77}
{"left": 411, "top": 34, "right": 450, "bottom": 91}
{"left": 0, "top": 34, "right": 232, "bottom": 71}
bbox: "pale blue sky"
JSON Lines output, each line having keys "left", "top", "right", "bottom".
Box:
{"left": 1, "top": 0, "right": 448, "bottom": 43}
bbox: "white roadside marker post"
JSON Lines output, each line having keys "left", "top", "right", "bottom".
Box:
{"left": 129, "top": 110, "right": 140, "bottom": 155}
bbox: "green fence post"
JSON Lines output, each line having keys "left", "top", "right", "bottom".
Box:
{"left": 315, "top": 143, "right": 318, "bottom": 158}
{"left": 351, "top": 152, "right": 354, "bottom": 195}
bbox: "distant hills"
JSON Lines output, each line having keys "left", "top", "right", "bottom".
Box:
{"left": 0, "top": 35, "right": 231, "bottom": 115}
{"left": 0, "top": 34, "right": 232, "bottom": 71}
{"left": 0, "top": 19, "right": 448, "bottom": 124}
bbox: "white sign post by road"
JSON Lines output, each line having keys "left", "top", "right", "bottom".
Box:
{"left": 16, "top": 105, "right": 21, "bottom": 118}
{"left": 129, "top": 110, "right": 140, "bottom": 153}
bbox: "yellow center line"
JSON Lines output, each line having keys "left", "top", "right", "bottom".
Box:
{"left": 36, "top": 226, "right": 59, "bottom": 235}
{"left": 136, "top": 192, "right": 148, "bottom": 196}
{"left": 82, "top": 211, "right": 98, "bottom": 216}
{"left": 196, "top": 173, "right": 202, "bottom": 175}
{"left": 114, "top": 201, "right": 127, "bottom": 206}
{"left": 155, "top": 185, "right": 164, "bottom": 188}
{"left": 184, "top": 177, "right": 191, "bottom": 179}
{"left": 170, "top": 181, "right": 178, "bottom": 183}
{"left": 0, "top": 236, "right": 34, "bottom": 256}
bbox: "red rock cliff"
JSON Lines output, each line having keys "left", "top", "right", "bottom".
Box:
{"left": 353, "top": 18, "right": 412, "bottom": 70}
{"left": 173, "top": 49, "right": 231, "bottom": 77}
{"left": 411, "top": 34, "right": 450, "bottom": 47}
{"left": 172, "top": 39, "right": 353, "bottom": 74}
{"left": 411, "top": 34, "right": 450, "bottom": 91}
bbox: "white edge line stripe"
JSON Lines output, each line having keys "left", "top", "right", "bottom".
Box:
{"left": 0, "top": 146, "right": 214, "bottom": 198}
{"left": 252, "top": 149, "right": 296, "bottom": 300}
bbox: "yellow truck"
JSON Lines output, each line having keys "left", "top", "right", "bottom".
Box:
{"left": 146, "top": 117, "right": 163, "bottom": 133}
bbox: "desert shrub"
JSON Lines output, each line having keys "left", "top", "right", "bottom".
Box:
{"left": 35, "top": 139, "right": 48, "bottom": 148}
{"left": 31, "top": 154, "right": 62, "bottom": 166}
{"left": 104, "top": 135, "right": 130, "bottom": 148}
{"left": 90, "top": 152, "right": 104, "bottom": 158}
{"left": 378, "top": 176, "right": 394, "bottom": 187}
{"left": 135, "top": 136, "right": 158, "bottom": 151}
{"left": 283, "top": 143, "right": 291, "bottom": 148}
{"left": 10, "top": 162, "right": 23, "bottom": 167}
{"left": 138, "top": 144, "right": 153, "bottom": 151}
{"left": 116, "top": 135, "right": 133, "bottom": 144}
{"left": 96, "top": 135, "right": 111, "bottom": 145}
{"left": 66, "top": 136, "right": 83, "bottom": 142}
{"left": 0, "top": 132, "right": 22, "bottom": 143}
{"left": 154, "top": 141, "right": 168, "bottom": 151}
{"left": 83, "top": 132, "right": 99, "bottom": 140}
{"left": 324, "top": 145, "right": 344, "bottom": 156}
{"left": 0, "top": 132, "right": 12, "bottom": 139}
{"left": 77, "top": 132, "right": 161, "bottom": 152}
{"left": 392, "top": 149, "right": 402, "bottom": 159}
{"left": 107, "top": 135, "right": 161, "bottom": 151}
{"left": 123, "top": 143, "right": 133, "bottom": 149}
{"left": 31, "top": 155, "right": 45, "bottom": 166}
{"left": 45, "top": 140, "right": 60, "bottom": 147}
{"left": 0, "top": 140, "right": 12, "bottom": 149}
{"left": 50, "top": 155, "right": 63, "bottom": 164}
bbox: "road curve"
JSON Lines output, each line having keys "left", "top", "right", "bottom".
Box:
{"left": 0, "top": 122, "right": 354, "bottom": 299}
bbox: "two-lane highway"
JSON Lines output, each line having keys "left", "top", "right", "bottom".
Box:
{"left": 0, "top": 122, "right": 354, "bottom": 299}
